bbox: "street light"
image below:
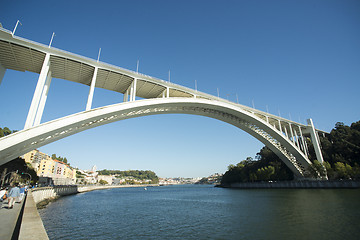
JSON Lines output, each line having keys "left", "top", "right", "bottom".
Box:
{"left": 21, "top": 172, "right": 32, "bottom": 184}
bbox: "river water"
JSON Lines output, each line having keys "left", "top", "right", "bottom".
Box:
{"left": 39, "top": 185, "right": 360, "bottom": 240}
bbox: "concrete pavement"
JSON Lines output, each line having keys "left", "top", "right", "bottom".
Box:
{"left": 0, "top": 197, "right": 25, "bottom": 240}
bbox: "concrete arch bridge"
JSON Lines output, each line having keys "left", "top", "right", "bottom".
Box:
{"left": 0, "top": 27, "right": 327, "bottom": 179}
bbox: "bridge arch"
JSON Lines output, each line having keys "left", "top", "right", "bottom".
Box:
{"left": 0, "top": 98, "right": 312, "bottom": 178}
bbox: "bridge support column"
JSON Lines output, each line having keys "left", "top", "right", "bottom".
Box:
{"left": 288, "top": 123, "right": 295, "bottom": 144}
{"left": 124, "top": 82, "right": 133, "bottom": 102}
{"left": 24, "top": 53, "right": 51, "bottom": 129}
{"left": 278, "top": 120, "right": 283, "bottom": 135}
{"left": 86, "top": 67, "right": 98, "bottom": 111}
{"left": 293, "top": 127, "right": 300, "bottom": 148}
{"left": 284, "top": 126, "right": 289, "bottom": 139}
{"left": 166, "top": 87, "right": 169, "bottom": 98}
{"left": 0, "top": 64, "right": 5, "bottom": 86}
{"left": 298, "top": 126, "right": 309, "bottom": 157}
{"left": 34, "top": 70, "right": 52, "bottom": 126}
{"left": 130, "top": 78, "right": 137, "bottom": 101}
{"left": 123, "top": 89, "right": 129, "bottom": 102}
{"left": 307, "top": 118, "right": 324, "bottom": 164}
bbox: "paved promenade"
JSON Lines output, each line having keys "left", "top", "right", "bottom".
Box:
{"left": 0, "top": 198, "right": 25, "bottom": 240}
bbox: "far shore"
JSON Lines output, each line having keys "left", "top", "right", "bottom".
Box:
{"left": 32, "top": 184, "right": 160, "bottom": 208}
{"left": 77, "top": 184, "right": 160, "bottom": 193}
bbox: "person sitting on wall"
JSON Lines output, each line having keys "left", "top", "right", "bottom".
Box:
{"left": 7, "top": 183, "right": 20, "bottom": 209}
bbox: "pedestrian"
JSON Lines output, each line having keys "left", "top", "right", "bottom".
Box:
{"left": 18, "top": 184, "right": 26, "bottom": 203}
{"left": 7, "top": 183, "right": 20, "bottom": 209}
{"left": 0, "top": 187, "right": 7, "bottom": 209}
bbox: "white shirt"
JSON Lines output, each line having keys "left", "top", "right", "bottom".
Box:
{"left": 0, "top": 189, "right": 6, "bottom": 199}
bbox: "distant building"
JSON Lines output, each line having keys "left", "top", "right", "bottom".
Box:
{"left": 24, "top": 149, "right": 76, "bottom": 185}
{"left": 37, "top": 158, "right": 76, "bottom": 185}
{"left": 97, "top": 175, "right": 113, "bottom": 185}
{"left": 76, "top": 168, "right": 98, "bottom": 184}
{"left": 113, "top": 178, "right": 126, "bottom": 185}
{"left": 23, "top": 149, "right": 51, "bottom": 172}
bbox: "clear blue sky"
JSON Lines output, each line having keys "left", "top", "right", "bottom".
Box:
{"left": 1, "top": 0, "right": 359, "bottom": 178}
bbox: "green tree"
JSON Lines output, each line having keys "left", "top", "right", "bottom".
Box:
{"left": 0, "top": 157, "right": 38, "bottom": 185}
{"left": 227, "top": 164, "right": 235, "bottom": 171}
{"left": 307, "top": 160, "right": 327, "bottom": 179}
{"left": 324, "top": 161, "right": 336, "bottom": 180}
{"left": 3, "top": 127, "right": 12, "bottom": 136}
{"left": 99, "top": 180, "right": 108, "bottom": 185}
{"left": 345, "top": 164, "right": 353, "bottom": 179}
{"left": 256, "top": 166, "right": 275, "bottom": 181}
{"left": 0, "top": 127, "right": 17, "bottom": 138}
{"left": 249, "top": 172, "right": 257, "bottom": 182}
{"left": 334, "top": 162, "right": 348, "bottom": 179}
{"left": 352, "top": 164, "right": 360, "bottom": 180}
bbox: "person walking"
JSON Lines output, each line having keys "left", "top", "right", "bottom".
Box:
{"left": 7, "top": 183, "right": 20, "bottom": 209}
{"left": 18, "top": 185, "right": 26, "bottom": 203}
{"left": 0, "top": 187, "right": 7, "bottom": 209}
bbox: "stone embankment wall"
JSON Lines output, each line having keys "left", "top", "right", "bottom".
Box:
{"left": 31, "top": 186, "right": 78, "bottom": 204}
{"left": 226, "top": 180, "right": 360, "bottom": 189}
{"left": 31, "top": 184, "right": 159, "bottom": 203}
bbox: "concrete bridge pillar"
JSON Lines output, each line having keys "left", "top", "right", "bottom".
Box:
{"left": 0, "top": 63, "right": 5, "bottom": 86}
{"left": 123, "top": 83, "right": 132, "bottom": 102}
{"left": 307, "top": 118, "right": 324, "bottom": 164}
{"left": 24, "top": 53, "right": 51, "bottom": 129}
{"left": 86, "top": 67, "right": 98, "bottom": 111}
{"left": 34, "top": 70, "right": 52, "bottom": 126}
{"left": 130, "top": 78, "right": 137, "bottom": 101}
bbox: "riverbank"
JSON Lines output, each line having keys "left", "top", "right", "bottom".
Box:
{"left": 219, "top": 180, "right": 360, "bottom": 189}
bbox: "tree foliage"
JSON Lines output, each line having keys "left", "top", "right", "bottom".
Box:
{"left": 99, "top": 180, "right": 108, "bottom": 185}
{"left": 221, "top": 120, "right": 360, "bottom": 185}
{"left": 98, "top": 169, "right": 159, "bottom": 183}
{"left": 221, "top": 146, "right": 294, "bottom": 185}
{"left": 52, "top": 154, "right": 69, "bottom": 165}
{"left": 0, "top": 127, "right": 37, "bottom": 185}
{"left": 0, "top": 157, "right": 39, "bottom": 185}
{"left": 307, "top": 121, "right": 360, "bottom": 180}
{"left": 0, "top": 127, "right": 17, "bottom": 138}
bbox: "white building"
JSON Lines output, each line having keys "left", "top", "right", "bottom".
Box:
{"left": 97, "top": 175, "right": 113, "bottom": 185}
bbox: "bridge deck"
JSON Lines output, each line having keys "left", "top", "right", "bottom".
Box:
{"left": 0, "top": 27, "right": 324, "bottom": 136}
